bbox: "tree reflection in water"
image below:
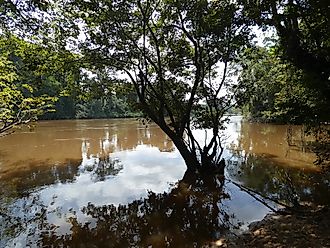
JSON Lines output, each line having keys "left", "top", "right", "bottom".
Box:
{"left": 80, "top": 156, "right": 123, "bottom": 182}
{"left": 41, "top": 171, "right": 236, "bottom": 248}
{"left": 227, "top": 153, "right": 330, "bottom": 207}
{"left": 1, "top": 154, "right": 239, "bottom": 248}
{"left": 0, "top": 156, "right": 122, "bottom": 246}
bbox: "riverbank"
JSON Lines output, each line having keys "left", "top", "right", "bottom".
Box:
{"left": 223, "top": 206, "right": 330, "bottom": 247}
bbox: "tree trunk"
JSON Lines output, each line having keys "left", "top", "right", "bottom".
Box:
{"left": 170, "top": 135, "right": 226, "bottom": 175}
{"left": 171, "top": 136, "right": 200, "bottom": 172}
{"left": 150, "top": 116, "right": 225, "bottom": 175}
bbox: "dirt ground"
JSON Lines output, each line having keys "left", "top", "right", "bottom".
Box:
{"left": 221, "top": 206, "right": 330, "bottom": 248}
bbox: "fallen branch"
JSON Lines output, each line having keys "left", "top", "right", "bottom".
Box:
{"left": 226, "top": 179, "right": 295, "bottom": 213}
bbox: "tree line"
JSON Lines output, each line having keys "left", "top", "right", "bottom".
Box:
{"left": 0, "top": 34, "right": 141, "bottom": 126}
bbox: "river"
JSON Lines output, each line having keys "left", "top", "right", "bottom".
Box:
{"left": 0, "top": 117, "right": 329, "bottom": 247}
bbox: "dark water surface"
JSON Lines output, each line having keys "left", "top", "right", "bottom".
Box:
{"left": 0, "top": 117, "right": 329, "bottom": 247}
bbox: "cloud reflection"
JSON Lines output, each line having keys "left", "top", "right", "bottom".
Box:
{"left": 3, "top": 117, "right": 325, "bottom": 247}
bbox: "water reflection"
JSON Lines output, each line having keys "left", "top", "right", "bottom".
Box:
{"left": 0, "top": 119, "right": 188, "bottom": 247}
{"left": 0, "top": 118, "right": 329, "bottom": 247}
{"left": 230, "top": 121, "right": 316, "bottom": 169}
{"left": 40, "top": 172, "right": 233, "bottom": 247}
{"left": 227, "top": 119, "right": 330, "bottom": 207}
{"left": 227, "top": 155, "right": 330, "bottom": 207}
{"left": 0, "top": 119, "right": 174, "bottom": 170}
{"left": 0, "top": 120, "right": 175, "bottom": 196}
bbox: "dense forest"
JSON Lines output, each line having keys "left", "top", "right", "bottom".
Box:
{"left": 1, "top": 34, "right": 327, "bottom": 124}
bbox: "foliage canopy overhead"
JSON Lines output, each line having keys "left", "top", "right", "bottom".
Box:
{"left": 57, "top": 0, "right": 252, "bottom": 170}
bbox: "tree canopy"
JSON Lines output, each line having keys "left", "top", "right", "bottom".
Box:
{"left": 237, "top": 46, "right": 329, "bottom": 124}
{"left": 0, "top": 0, "right": 329, "bottom": 170}
{"left": 54, "top": 0, "right": 252, "bottom": 171}
{"left": 239, "top": 0, "right": 330, "bottom": 81}
{"left": 0, "top": 35, "right": 57, "bottom": 136}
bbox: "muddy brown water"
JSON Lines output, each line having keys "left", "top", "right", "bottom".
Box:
{"left": 0, "top": 117, "right": 328, "bottom": 247}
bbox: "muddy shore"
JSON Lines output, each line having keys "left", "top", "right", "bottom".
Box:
{"left": 221, "top": 206, "right": 330, "bottom": 247}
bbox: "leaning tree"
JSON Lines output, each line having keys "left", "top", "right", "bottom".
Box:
{"left": 62, "top": 0, "right": 251, "bottom": 172}
{"left": 2, "top": 0, "right": 251, "bottom": 172}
